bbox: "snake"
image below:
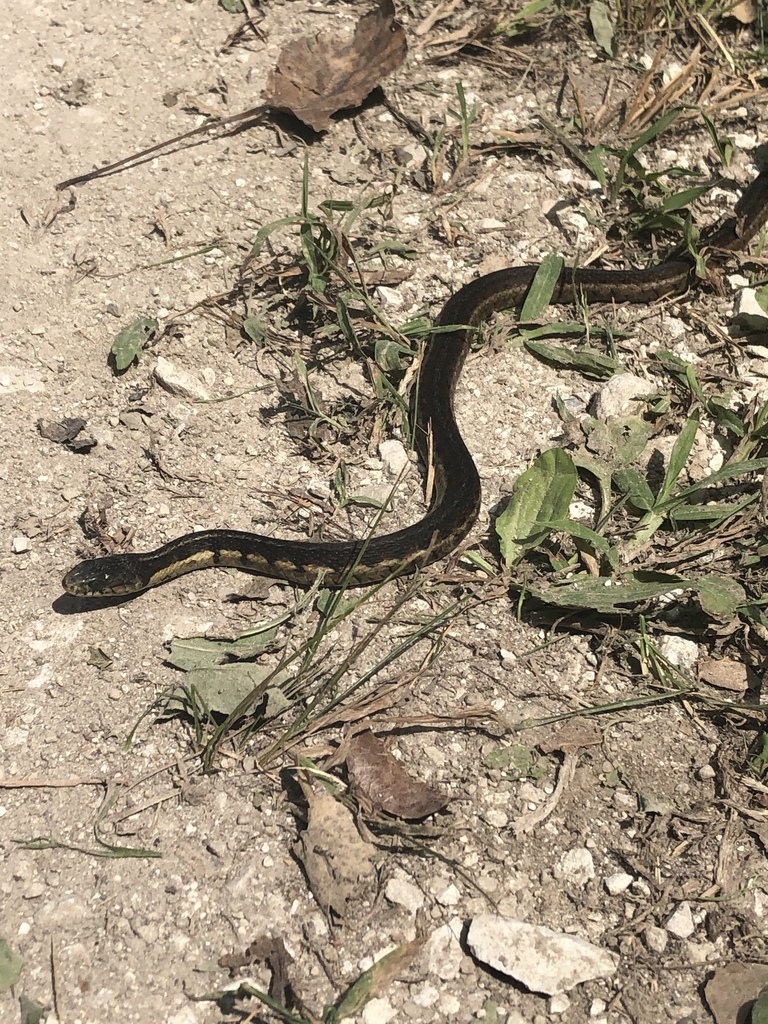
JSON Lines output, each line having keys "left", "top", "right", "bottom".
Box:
{"left": 63, "top": 169, "right": 768, "bottom": 598}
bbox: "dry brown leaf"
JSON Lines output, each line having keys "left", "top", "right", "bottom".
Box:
{"left": 346, "top": 729, "right": 449, "bottom": 820}
{"left": 264, "top": 0, "right": 407, "bottom": 132}
{"left": 539, "top": 717, "right": 603, "bottom": 755}
{"left": 699, "top": 657, "right": 750, "bottom": 693}
{"left": 294, "top": 772, "right": 376, "bottom": 920}
{"left": 219, "top": 935, "right": 294, "bottom": 1005}
{"left": 727, "top": 0, "right": 755, "bottom": 24}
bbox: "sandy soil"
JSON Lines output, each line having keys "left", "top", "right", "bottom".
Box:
{"left": 2, "top": 3, "right": 768, "bottom": 1023}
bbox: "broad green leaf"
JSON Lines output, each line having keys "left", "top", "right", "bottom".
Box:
{"left": 0, "top": 937, "right": 22, "bottom": 993}
{"left": 111, "top": 316, "right": 158, "bottom": 372}
{"left": 524, "top": 340, "right": 621, "bottom": 379}
{"left": 542, "top": 518, "right": 612, "bottom": 553}
{"left": 528, "top": 570, "right": 744, "bottom": 620}
{"left": 165, "top": 631, "right": 278, "bottom": 672}
{"left": 692, "top": 576, "right": 745, "bottom": 619}
{"left": 242, "top": 314, "right": 268, "bottom": 345}
{"left": 182, "top": 664, "right": 291, "bottom": 718}
{"left": 374, "top": 337, "right": 403, "bottom": 372}
{"left": 751, "top": 993, "right": 768, "bottom": 1024}
{"left": 613, "top": 468, "right": 655, "bottom": 510}
{"left": 520, "top": 253, "right": 565, "bottom": 320}
{"left": 497, "top": 449, "right": 578, "bottom": 566}
{"left": 583, "top": 417, "right": 654, "bottom": 467}
{"left": 658, "top": 457, "right": 768, "bottom": 511}
{"left": 19, "top": 996, "right": 48, "bottom": 1024}
{"left": 660, "top": 185, "right": 711, "bottom": 213}
{"left": 589, "top": 0, "right": 616, "bottom": 57}
{"left": 658, "top": 410, "right": 699, "bottom": 503}
{"left": 572, "top": 453, "right": 613, "bottom": 521}
{"left": 653, "top": 349, "right": 692, "bottom": 375}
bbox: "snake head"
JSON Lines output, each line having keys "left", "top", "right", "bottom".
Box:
{"left": 62, "top": 554, "right": 148, "bottom": 597}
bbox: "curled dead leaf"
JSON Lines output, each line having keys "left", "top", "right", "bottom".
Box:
{"left": 264, "top": 0, "right": 407, "bottom": 132}
{"left": 346, "top": 729, "right": 449, "bottom": 820}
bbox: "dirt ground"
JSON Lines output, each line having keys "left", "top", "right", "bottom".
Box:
{"left": 2, "top": 2, "right": 768, "bottom": 1023}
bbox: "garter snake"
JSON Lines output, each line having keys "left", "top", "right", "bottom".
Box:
{"left": 63, "top": 169, "right": 768, "bottom": 598}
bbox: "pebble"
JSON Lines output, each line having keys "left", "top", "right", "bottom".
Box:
{"left": 647, "top": 925, "right": 671, "bottom": 954}
{"left": 425, "top": 918, "right": 463, "bottom": 981}
{"left": 604, "top": 872, "right": 633, "bottom": 896}
{"left": 154, "top": 356, "right": 210, "bottom": 401}
{"left": 483, "top": 808, "right": 509, "bottom": 829}
{"left": 411, "top": 984, "right": 439, "bottom": 1008}
{"left": 657, "top": 636, "right": 698, "bottom": 672}
{"left": 166, "top": 1008, "right": 202, "bottom": 1024}
{"left": 362, "top": 997, "right": 397, "bottom": 1024}
{"left": 555, "top": 848, "right": 595, "bottom": 887}
{"left": 590, "top": 998, "right": 607, "bottom": 1016}
{"left": 378, "top": 439, "right": 409, "bottom": 478}
{"left": 592, "top": 373, "right": 651, "bottom": 422}
{"left": 698, "top": 657, "right": 749, "bottom": 693}
{"left": 375, "top": 286, "right": 403, "bottom": 309}
{"left": 549, "top": 994, "right": 571, "bottom": 1014}
{"left": 11, "top": 536, "right": 30, "bottom": 554}
{"left": 385, "top": 872, "right": 428, "bottom": 913}
{"left": 665, "top": 902, "right": 695, "bottom": 939}
{"left": 467, "top": 915, "right": 618, "bottom": 995}
{"left": 439, "top": 994, "right": 461, "bottom": 1014}
{"left": 697, "top": 764, "right": 716, "bottom": 781}
{"left": 735, "top": 288, "right": 768, "bottom": 326}
{"left": 436, "top": 883, "right": 461, "bottom": 907}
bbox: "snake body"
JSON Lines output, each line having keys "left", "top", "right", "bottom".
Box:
{"left": 63, "top": 170, "right": 768, "bottom": 598}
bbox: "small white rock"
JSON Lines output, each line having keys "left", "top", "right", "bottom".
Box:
{"left": 375, "top": 286, "right": 403, "bottom": 309}
{"left": 11, "top": 535, "right": 30, "bottom": 554}
{"left": 697, "top": 764, "right": 716, "bottom": 781}
{"left": 555, "top": 848, "right": 595, "bottom": 887}
{"left": 592, "top": 373, "right": 651, "bottom": 422}
{"left": 436, "top": 883, "right": 461, "bottom": 907}
{"left": 645, "top": 925, "right": 668, "bottom": 953}
{"left": 604, "top": 872, "right": 633, "bottom": 896}
{"left": 378, "top": 438, "right": 409, "bottom": 478}
{"left": 411, "top": 984, "right": 439, "bottom": 1008}
{"left": 735, "top": 287, "right": 768, "bottom": 322}
{"left": 665, "top": 902, "right": 695, "bottom": 939}
{"left": 154, "top": 356, "right": 210, "bottom": 401}
{"left": 590, "top": 998, "right": 608, "bottom": 1017}
{"left": 549, "top": 993, "right": 571, "bottom": 1014}
{"left": 483, "top": 808, "right": 509, "bottom": 829}
{"left": 657, "top": 635, "right": 699, "bottom": 672}
{"left": 362, "top": 997, "right": 397, "bottom": 1024}
{"left": 385, "top": 876, "right": 424, "bottom": 912}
